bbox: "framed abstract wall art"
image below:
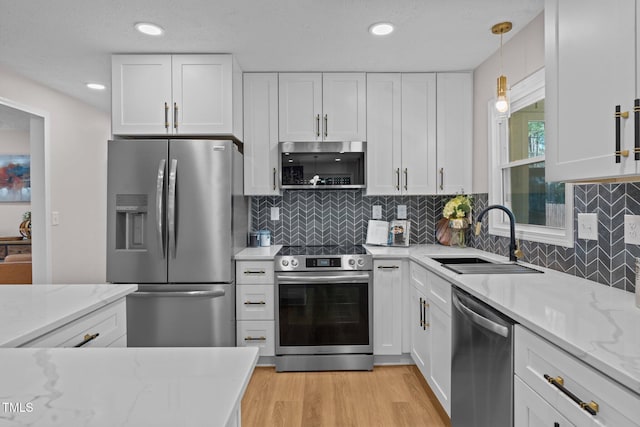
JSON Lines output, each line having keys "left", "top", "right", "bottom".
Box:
{"left": 0, "top": 155, "right": 30, "bottom": 202}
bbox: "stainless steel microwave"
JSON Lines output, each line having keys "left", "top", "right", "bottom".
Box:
{"left": 279, "top": 141, "right": 366, "bottom": 189}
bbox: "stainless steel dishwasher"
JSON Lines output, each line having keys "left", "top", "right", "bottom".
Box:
{"left": 451, "top": 286, "right": 515, "bottom": 427}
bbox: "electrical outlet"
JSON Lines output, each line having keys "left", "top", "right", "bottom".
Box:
{"left": 270, "top": 207, "right": 280, "bottom": 221}
{"left": 51, "top": 211, "right": 60, "bottom": 226}
{"left": 397, "top": 205, "right": 407, "bottom": 219}
{"left": 372, "top": 205, "right": 382, "bottom": 220}
{"left": 577, "top": 213, "right": 597, "bottom": 240}
{"left": 625, "top": 215, "right": 640, "bottom": 244}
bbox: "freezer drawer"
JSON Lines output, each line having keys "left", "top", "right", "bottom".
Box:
{"left": 126, "top": 284, "right": 235, "bottom": 347}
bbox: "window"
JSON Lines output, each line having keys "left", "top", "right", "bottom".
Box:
{"left": 488, "top": 68, "right": 574, "bottom": 247}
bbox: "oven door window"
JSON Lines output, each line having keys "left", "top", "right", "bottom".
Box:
{"left": 278, "top": 283, "right": 369, "bottom": 346}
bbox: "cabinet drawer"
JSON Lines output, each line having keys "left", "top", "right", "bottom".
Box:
{"left": 236, "top": 261, "right": 274, "bottom": 285}
{"left": 236, "top": 320, "right": 275, "bottom": 357}
{"left": 22, "top": 299, "right": 127, "bottom": 348}
{"left": 409, "top": 261, "right": 428, "bottom": 293}
{"left": 515, "top": 375, "right": 574, "bottom": 427}
{"left": 427, "top": 272, "right": 451, "bottom": 315}
{"left": 236, "top": 284, "right": 274, "bottom": 320}
{"left": 515, "top": 326, "right": 639, "bottom": 427}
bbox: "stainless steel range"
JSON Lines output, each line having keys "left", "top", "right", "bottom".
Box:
{"left": 274, "top": 245, "right": 373, "bottom": 372}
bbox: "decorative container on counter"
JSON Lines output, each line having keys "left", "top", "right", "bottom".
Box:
{"left": 449, "top": 218, "right": 469, "bottom": 248}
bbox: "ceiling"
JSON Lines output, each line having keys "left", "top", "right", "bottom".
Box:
{"left": 0, "top": 0, "right": 543, "bottom": 113}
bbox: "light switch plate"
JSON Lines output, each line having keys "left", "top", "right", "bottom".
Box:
{"left": 397, "top": 205, "right": 407, "bottom": 219}
{"left": 577, "top": 213, "right": 597, "bottom": 240}
{"left": 624, "top": 214, "right": 640, "bottom": 244}
{"left": 270, "top": 207, "right": 280, "bottom": 221}
{"left": 52, "top": 211, "right": 60, "bottom": 226}
{"left": 372, "top": 205, "right": 382, "bottom": 220}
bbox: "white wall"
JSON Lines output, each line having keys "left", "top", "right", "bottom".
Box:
{"left": 0, "top": 64, "right": 110, "bottom": 283}
{"left": 0, "top": 129, "right": 31, "bottom": 236}
{"left": 473, "top": 13, "right": 545, "bottom": 192}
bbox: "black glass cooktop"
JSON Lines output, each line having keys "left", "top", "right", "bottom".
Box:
{"left": 277, "top": 244, "right": 366, "bottom": 256}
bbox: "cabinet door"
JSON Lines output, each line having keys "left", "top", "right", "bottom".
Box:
{"left": 401, "top": 73, "right": 437, "bottom": 194}
{"left": 322, "top": 73, "right": 366, "bottom": 141}
{"left": 243, "top": 73, "right": 280, "bottom": 195}
{"left": 436, "top": 72, "right": 473, "bottom": 194}
{"left": 427, "top": 303, "right": 451, "bottom": 415}
{"left": 546, "top": 0, "right": 636, "bottom": 181}
{"left": 112, "top": 55, "right": 172, "bottom": 135}
{"left": 172, "top": 54, "right": 233, "bottom": 134}
{"left": 410, "top": 286, "right": 429, "bottom": 379}
{"left": 366, "top": 73, "right": 402, "bottom": 195}
{"left": 373, "top": 260, "right": 402, "bottom": 355}
{"left": 279, "top": 73, "right": 322, "bottom": 141}
{"left": 515, "top": 376, "right": 575, "bottom": 427}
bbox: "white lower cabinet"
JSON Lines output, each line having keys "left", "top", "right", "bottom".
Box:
{"left": 408, "top": 261, "right": 452, "bottom": 415}
{"left": 235, "top": 261, "right": 275, "bottom": 357}
{"left": 373, "top": 260, "right": 404, "bottom": 355}
{"left": 21, "top": 298, "right": 127, "bottom": 348}
{"left": 236, "top": 320, "right": 275, "bottom": 357}
{"left": 515, "top": 325, "right": 640, "bottom": 427}
{"left": 515, "top": 376, "right": 575, "bottom": 427}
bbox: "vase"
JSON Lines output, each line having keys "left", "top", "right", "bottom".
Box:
{"left": 19, "top": 219, "right": 31, "bottom": 239}
{"left": 449, "top": 218, "right": 469, "bottom": 248}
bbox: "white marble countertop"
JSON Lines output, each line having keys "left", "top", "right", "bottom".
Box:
{"left": 366, "top": 244, "right": 640, "bottom": 395}
{"left": 0, "top": 346, "right": 258, "bottom": 426}
{"left": 0, "top": 284, "right": 138, "bottom": 348}
{"left": 234, "top": 245, "right": 282, "bottom": 260}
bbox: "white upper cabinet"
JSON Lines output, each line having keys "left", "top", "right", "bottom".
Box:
{"left": 366, "top": 73, "right": 437, "bottom": 195}
{"left": 436, "top": 72, "right": 473, "bottom": 194}
{"left": 401, "top": 73, "right": 438, "bottom": 195}
{"left": 243, "top": 73, "right": 280, "bottom": 195}
{"left": 112, "top": 54, "right": 243, "bottom": 138}
{"left": 279, "top": 73, "right": 366, "bottom": 142}
{"left": 366, "top": 73, "right": 403, "bottom": 195}
{"left": 546, "top": 0, "right": 637, "bottom": 181}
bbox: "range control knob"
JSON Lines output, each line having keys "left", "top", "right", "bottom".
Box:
{"left": 357, "top": 258, "right": 365, "bottom": 266}
{"left": 348, "top": 258, "right": 356, "bottom": 266}
{"left": 291, "top": 259, "right": 299, "bottom": 267}
{"left": 281, "top": 259, "right": 289, "bottom": 267}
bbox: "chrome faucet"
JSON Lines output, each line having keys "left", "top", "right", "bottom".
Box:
{"left": 474, "top": 204, "right": 523, "bottom": 262}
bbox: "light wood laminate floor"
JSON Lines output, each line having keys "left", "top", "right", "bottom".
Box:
{"left": 241, "top": 365, "right": 451, "bottom": 427}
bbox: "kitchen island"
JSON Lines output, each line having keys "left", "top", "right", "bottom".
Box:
{"left": 0, "top": 284, "right": 259, "bottom": 426}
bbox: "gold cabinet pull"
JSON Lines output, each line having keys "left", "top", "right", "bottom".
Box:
{"left": 74, "top": 332, "right": 100, "bottom": 348}
{"left": 615, "top": 105, "right": 629, "bottom": 163}
{"left": 324, "top": 114, "right": 328, "bottom": 138}
{"left": 164, "top": 102, "right": 169, "bottom": 129}
{"left": 173, "top": 103, "right": 178, "bottom": 130}
{"left": 544, "top": 374, "right": 599, "bottom": 416}
{"left": 315, "top": 114, "right": 320, "bottom": 137}
{"left": 395, "top": 168, "right": 400, "bottom": 191}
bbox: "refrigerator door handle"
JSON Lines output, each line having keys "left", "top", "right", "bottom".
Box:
{"left": 129, "top": 289, "right": 226, "bottom": 298}
{"left": 168, "top": 158, "right": 178, "bottom": 259}
{"left": 156, "top": 159, "right": 166, "bottom": 258}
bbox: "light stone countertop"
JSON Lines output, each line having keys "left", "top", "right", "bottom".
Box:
{"left": 366, "top": 244, "right": 640, "bottom": 396}
{"left": 0, "top": 284, "right": 138, "bottom": 348}
{"left": 234, "top": 245, "right": 283, "bottom": 260}
{"left": 0, "top": 346, "right": 258, "bottom": 426}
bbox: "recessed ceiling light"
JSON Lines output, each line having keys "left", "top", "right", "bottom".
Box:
{"left": 86, "top": 83, "right": 106, "bottom": 90}
{"left": 369, "top": 22, "right": 394, "bottom": 36}
{"left": 135, "top": 22, "right": 164, "bottom": 36}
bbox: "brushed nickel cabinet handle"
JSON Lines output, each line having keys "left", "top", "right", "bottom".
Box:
{"left": 273, "top": 168, "right": 277, "bottom": 190}
{"left": 324, "top": 114, "right": 328, "bottom": 138}
{"left": 174, "top": 103, "right": 178, "bottom": 130}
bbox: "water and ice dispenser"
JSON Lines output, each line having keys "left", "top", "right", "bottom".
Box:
{"left": 114, "top": 194, "right": 148, "bottom": 250}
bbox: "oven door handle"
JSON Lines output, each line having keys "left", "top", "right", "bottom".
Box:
{"left": 277, "top": 274, "right": 370, "bottom": 283}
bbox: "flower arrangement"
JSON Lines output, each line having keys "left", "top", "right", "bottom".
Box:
{"left": 442, "top": 195, "right": 472, "bottom": 247}
{"left": 442, "top": 195, "right": 473, "bottom": 220}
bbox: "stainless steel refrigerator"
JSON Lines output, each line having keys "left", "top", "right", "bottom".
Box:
{"left": 107, "top": 139, "right": 247, "bottom": 347}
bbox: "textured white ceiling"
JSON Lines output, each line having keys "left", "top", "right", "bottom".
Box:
{"left": 0, "top": 0, "right": 543, "bottom": 113}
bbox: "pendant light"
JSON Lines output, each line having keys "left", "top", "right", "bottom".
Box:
{"left": 492, "top": 21, "right": 512, "bottom": 113}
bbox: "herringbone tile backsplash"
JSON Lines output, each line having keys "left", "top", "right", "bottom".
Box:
{"left": 251, "top": 184, "right": 640, "bottom": 293}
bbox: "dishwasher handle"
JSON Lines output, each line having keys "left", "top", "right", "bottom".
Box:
{"left": 452, "top": 291, "right": 510, "bottom": 338}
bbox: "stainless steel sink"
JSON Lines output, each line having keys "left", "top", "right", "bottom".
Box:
{"left": 429, "top": 256, "right": 543, "bottom": 274}
{"left": 430, "top": 256, "right": 495, "bottom": 265}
